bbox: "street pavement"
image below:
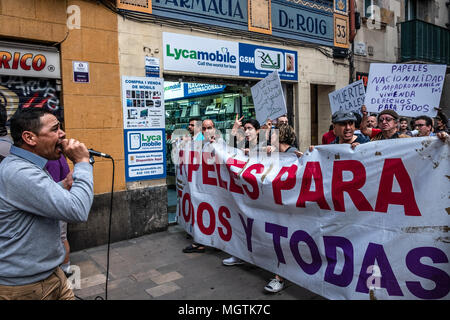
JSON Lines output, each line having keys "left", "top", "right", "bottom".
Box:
{"left": 71, "top": 224, "right": 325, "bottom": 301}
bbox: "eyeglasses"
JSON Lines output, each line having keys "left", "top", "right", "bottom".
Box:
{"left": 202, "top": 126, "right": 213, "bottom": 131}
{"left": 379, "top": 117, "right": 395, "bottom": 123}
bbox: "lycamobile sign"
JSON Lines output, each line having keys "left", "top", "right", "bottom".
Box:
{"left": 164, "top": 32, "right": 239, "bottom": 76}
{"left": 163, "top": 32, "right": 298, "bottom": 80}
{"left": 166, "top": 45, "right": 237, "bottom": 64}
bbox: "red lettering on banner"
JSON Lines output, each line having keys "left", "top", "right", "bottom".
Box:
{"left": 188, "top": 151, "right": 200, "bottom": 182}
{"left": 241, "top": 164, "right": 264, "bottom": 200}
{"left": 225, "top": 157, "right": 246, "bottom": 195}
{"left": 332, "top": 160, "right": 373, "bottom": 212}
{"left": 375, "top": 158, "right": 421, "bottom": 216}
{"left": 182, "top": 193, "right": 194, "bottom": 226}
{"left": 202, "top": 152, "right": 217, "bottom": 186}
{"left": 178, "top": 150, "right": 185, "bottom": 176}
{"left": 197, "top": 202, "right": 216, "bottom": 235}
{"left": 218, "top": 206, "right": 232, "bottom": 241}
{"left": 215, "top": 154, "right": 228, "bottom": 190}
{"left": 272, "top": 164, "right": 298, "bottom": 205}
{"left": 297, "top": 162, "right": 331, "bottom": 210}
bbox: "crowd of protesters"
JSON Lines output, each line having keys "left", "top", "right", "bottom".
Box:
{"left": 175, "top": 103, "right": 449, "bottom": 295}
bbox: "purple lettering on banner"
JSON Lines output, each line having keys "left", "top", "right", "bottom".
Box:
{"left": 405, "top": 247, "right": 450, "bottom": 300}
{"left": 289, "top": 230, "right": 321, "bottom": 275}
{"left": 323, "top": 236, "right": 354, "bottom": 287}
{"left": 265, "top": 222, "right": 288, "bottom": 264}
{"left": 238, "top": 213, "right": 254, "bottom": 252}
{"left": 356, "top": 243, "right": 403, "bottom": 296}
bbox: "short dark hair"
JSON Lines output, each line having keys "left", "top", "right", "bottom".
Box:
{"left": 414, "top": 115, "right": 432, "bottom": 127}
{"left": 10, "top": 108, "right": 53, "bottom": 146}
{"left": 189, "top": 117, "right": 201, "bottom": 123}
{"left": 243, "top": 119, "right": 260, "bottom": 130}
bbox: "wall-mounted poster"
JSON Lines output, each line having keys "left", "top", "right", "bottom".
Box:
{"left": 121, "top": 76, "right": 166, "bottom": 181}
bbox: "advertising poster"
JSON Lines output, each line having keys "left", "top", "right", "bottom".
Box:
{"left": 364, "top": 63, "right": 446, "bottom": 118}
{"left": 121, "top": 76, "right": 166, "bottom": 181}
{"left": 163, "top": 32, "right": 298, "bottom": 81}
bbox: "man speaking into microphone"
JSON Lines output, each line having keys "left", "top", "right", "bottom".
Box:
{"left": 0, "top": 107, "right": 94, "bottom": 300}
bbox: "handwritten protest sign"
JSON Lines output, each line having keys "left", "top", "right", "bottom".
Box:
{"left": 251, "top": 71, "right": 287, "bottom": 125}
{"left": 328, "top": 80, "right": 365, "bottom": 114}
{"left": 365, "top": 63, "right": 446, "bottom": 117}
{"left": 174, "top": 138, "right": 450, "bottom": 300}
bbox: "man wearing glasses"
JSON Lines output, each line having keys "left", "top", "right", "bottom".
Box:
{"left": 361, "top": 106, "right": 448, "bottom": 142}
{"left": 361, "top": 106, "right": 409, "bottom": 141}
{"left": 413, "top": 115, "right": 435, "bottom": 137}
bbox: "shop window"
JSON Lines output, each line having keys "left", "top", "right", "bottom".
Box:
{"left": 164, "top": 82, "right": 255, "bottom": 177}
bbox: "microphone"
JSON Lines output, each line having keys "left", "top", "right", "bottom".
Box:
{"left": 88, "top": 149, "right": 112, "bottom": 159}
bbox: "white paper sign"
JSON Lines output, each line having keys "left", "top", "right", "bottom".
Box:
{"left": 364, "top": 63, "right": 446, "bottom": 117}
{"left": 328, "top": 79, "right": 366, "bottom": 114}
{"left": 175, "top": 137, "right": 450, "bottom": 300}
{"left": 251, "top": 71, "right": 287, "bottom": 125}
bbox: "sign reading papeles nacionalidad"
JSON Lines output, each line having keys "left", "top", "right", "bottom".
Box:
{"left": 364, "top": 63, "right": 446, "bottom": 118}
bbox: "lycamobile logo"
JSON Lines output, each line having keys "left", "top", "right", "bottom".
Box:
{"left": 166, "top": 45, "right": 236, "bottom": 63}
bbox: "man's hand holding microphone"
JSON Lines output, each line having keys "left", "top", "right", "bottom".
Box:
{"left": 60, "top": 138, "right": 90, "bottom": 164}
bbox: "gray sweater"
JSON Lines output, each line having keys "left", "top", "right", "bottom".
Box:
{"left": 0, "top": 146, "right": 93, "bottom": 285}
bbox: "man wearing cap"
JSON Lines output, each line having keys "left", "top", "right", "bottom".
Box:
{"left": 331, "top": 110, "right": 370, "bottom": 148}
{"left": 361, "top": 106, "right": 409, "bottom": 140}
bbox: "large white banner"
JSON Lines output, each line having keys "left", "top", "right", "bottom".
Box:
{"left": 174, "top": 138, "right": 450, "bottom": 300}
{"left": 364, "top": 63, "right": 446, "bottom": 118}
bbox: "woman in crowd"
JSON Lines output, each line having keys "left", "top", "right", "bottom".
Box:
{"left": 263, "top": 124, "right": 301, "bottom": 293}
{"left": 223, "top": 117, "right": 263, "bottom": 266}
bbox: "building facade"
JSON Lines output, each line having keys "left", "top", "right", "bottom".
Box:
{"left": 9, "top": 0, "right": 446, "bottom": 250}
{"left": 352, "top": 0, "right": 449, "bottom": 114}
